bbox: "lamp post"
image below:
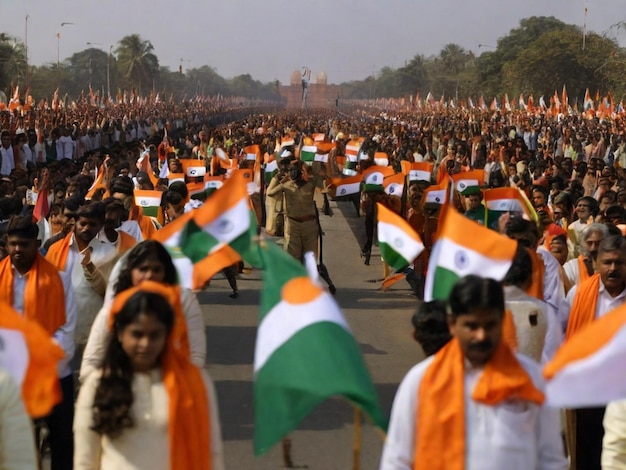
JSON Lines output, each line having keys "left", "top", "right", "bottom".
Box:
{"left": 107, "top": 45, "right": 113, "bottom": 99}
{"left": 24, "top": 15, "right": 29, "bottom": 87}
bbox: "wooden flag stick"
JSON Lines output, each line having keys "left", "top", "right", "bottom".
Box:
{"left": 353, "top": 407, "right": 361, "bottom": 470}
{"left": 282, "top": 437, "right": 294, "bottom": 468}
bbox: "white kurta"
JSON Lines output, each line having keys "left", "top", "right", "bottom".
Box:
{"left": 74, "top": 368, "right": 224, "bottom": 470}
{"left": 380, "top": 354, "right": 567, "bottom": 470}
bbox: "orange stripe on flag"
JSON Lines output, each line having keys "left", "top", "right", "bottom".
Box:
{"left": 193, "top": 171, "right": 249, "bottom": 226}
{"left": 377, "top": 203, "right": 422, "bottom": 244}
{"left": 439, "top": 206, "right": 517, "bottom": 261}
{"left": 192, "top": 245, "right": 241, "bottom": 290}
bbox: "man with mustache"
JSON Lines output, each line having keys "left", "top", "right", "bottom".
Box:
{"left": 565, "top": 235, "right": 626, "bottom": 469}
{"left": 563, "top": 223, "right": 609, "bottom": 289}
{"left": 380, "top": 275, "right": 567, "bottom": 470}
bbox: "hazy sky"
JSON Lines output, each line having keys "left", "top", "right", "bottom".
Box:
{"left": 2, "top": 0, "right": 626, "bottom": 85}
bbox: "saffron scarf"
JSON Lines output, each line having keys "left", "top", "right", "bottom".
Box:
{"left": 565, "top": 273, "right": 601, "bottom": 340}
{"left": 577, "top": 255, "right": 592, "bottom": 284}
{"left": 45, "top": 231, "right": 73, "bottom": 271}
{"left": 525, "top": 248, "right": 545, "bottom": 300}
{"left": 0, "top": 253, "right": 66, "bottom": 335}
{"left": 109, "top": 281, "right": 209, "bottom": 470}
{"left": 414, "top": 337, "right": 544, "bottom": 470}
{"left": 117, "top": 230, "right": 137, "bottom": 253}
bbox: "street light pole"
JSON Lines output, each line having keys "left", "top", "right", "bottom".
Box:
{"left": 107, "top": 45, "right": 112, "bottom": 99}
{"left": 24, "top": 15, "right": 29, "bottom": 87}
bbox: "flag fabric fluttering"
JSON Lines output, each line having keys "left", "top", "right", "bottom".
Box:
{"left": 328, "top": 175, "right": 362, "bottom": 199}
{"left": 362, "top": 165, "right": 395, "bottom": 193}
{"left": 451, "top": 169, "right": 485, "bottom": 196}
{"left": 134, "top": 189, "right": 163, "bottom": 218}
{"left": 383, "top": 172, "right": 405, "bottom": 197}
{"left": 0, "top": 301, "right": 65, "bottom": 418}
{"left": 401, "top": 161, "right": 433, "bottom": 184}
{"left": 423, "top": 208, "right": 517, "bottom": 301}
{"left": 483, "top": 187, "right": 538, "bottom": 222}
{"left": 152, "top": 171, "right": 256, "bottom": 289}
{"left": 253, "top": 241, "right": 387, "bottom": 455}
{"left": 544, "top": 302, "right": 626, "bottom": 408}
{"left": 377, "top": 203, "right": 424, "bottom": 271}
{"left": 300, "top": 145, "right": 317, "bottom": 164}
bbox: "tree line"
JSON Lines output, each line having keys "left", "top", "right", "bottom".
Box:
{"left": 1, "top": 16, "right": 625, "bottom": 104}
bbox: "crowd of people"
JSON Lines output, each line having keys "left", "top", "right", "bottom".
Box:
{"left": 0, "top": 94, "right": 626, "bottom": 468}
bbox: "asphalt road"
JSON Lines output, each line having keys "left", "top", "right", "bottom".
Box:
{"left": 200, "top": 196, "right": 425, "bottom": 469}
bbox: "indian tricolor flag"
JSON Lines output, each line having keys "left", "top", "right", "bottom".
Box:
{"left": 152, "top": 211, "right": 197, "bottom": 289}
{"left": 244, "top": 144, "right": 260, "bottom": 162}
{"left": 312, "top": 133, "right": 325, "bottom": 142}
{"left": 253, "top": 241, "right": 386, "bottom": 455}
{"left": 374, "top": 152, "right": 389, "bottom": 167}
{"left": 134, "top": 189, "right": 162, "bottom": 217}
{"left": 452, "top": 169, "right": 484, "bottom": 195}
{"left": 383, "top": 172, "right": 405, "bottom": 197}
{"left": 179, "top": 158, "right": 207, "bottom": 178}
{"left": 544, "top": 303, "right": 626, "bottom": 407}
{"left": 345, "top": 140, "right": 361, "bottom": 162}
{"left": 281, "top": 136, "right": 295, "bottom": 148}
{"left": 362, "top": 165, "right": 394, "bottom": 193}
{"left": 203, "top": 175, "right": 224, "bottom": 195}
{"left": 264, "top": 154, "right": 278, "bottom": 183}
{"left": 423, "top": 181, "right": 448, "bottom": 206}
{"left": 484, "top": 187, "right": 538, "bottom": 221}
{"left": 401, "top": 161, "right": 433, "bottom": 184}
{"left": 377, "top": 203, "right": 424, "bottom": 271}
{"left": 300, "top": 145, "right": 317, "bottom": 163}
{"left": 168, "top": 173, "right": 185, "bottom": 185}
{"left": 329, "top": 175, "right": 361, "bottom": 199}
{"left": 0, "top": 301, "right": 65, "bottom": 418}
{"left": 424, "top": 207, "right": 517, "bottom": 301}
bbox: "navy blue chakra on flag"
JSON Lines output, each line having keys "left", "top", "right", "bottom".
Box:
{"left": 454, "top": 250, "right": 469, "bottom": 270}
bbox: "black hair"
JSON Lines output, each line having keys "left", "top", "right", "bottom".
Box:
{"left": 411, "top": 300, "right": 451, "bottom": 356}
{"left": 6, "top": 215, "right": 38, "bottom": 239}
{"left": 598, "top": 235, "right": 626, "bottom": 257}
{"left": 114, "top": 240, "right": 178, "bottom": 295}
{"left": 91, "top": 291, "right": 175, "bottom": 438}
{"left": 448, "top": 275, "right": 505, "bottom": 318}
{"left": 504, "top": 217, "right": 540, "bottom": 248}
{"left": 168, "top": 181, "right": 188, "bottom": 199}
{"left": 503, "top": 245, "right": 533, "bottom": 288}
{"left": 109, "top": 176, "right": 135, "bottom": 196}
{"left": 76, "top": 201, "right": 106, "bottom": 222}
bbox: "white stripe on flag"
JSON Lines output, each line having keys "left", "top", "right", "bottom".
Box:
{"left": 205, "top": 180, "right": 224, "bottom": 189}
{"left": 409, "top": 169, "right": 431, "bottom": 182}
{"left": 385, "top": 183, "right": 403, "bottom": 196}
{"left": 336, "top": 182, "right": 360, "bottom": 196}
{"left": 265, "top": 160, "right": 278, "bottom": 172}
{"left": 186, "top": 166, "right": 206, "bottom": 177}
{"left": 246, "top": 153, "right": 257, "bottom": 161}
{"left": 254, "top": 293, "right": 349, "bottom": 372}
{"left": 200, "top": 198, "right": 249, "bottom": 246}
{"left": 485, "top": 198, "right": 525, "bottom": 212}
{"left": 425, "top": 189, "right": 446, "bottom": 204}
{"left": 314, "top": 153, "right": 328, "bottom": 163}
{"left": 378, "top": 221, "right": 423, "bottom": 264}
{"left": 435, "top": 237, "right": 512, "bottom": 280}
{"left": 136, "top": 196, "right": 162, "bottom": 208}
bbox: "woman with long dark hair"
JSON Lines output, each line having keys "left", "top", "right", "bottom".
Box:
{"left": 80, "top": 240, "right": 206, "bottom": 380}
{"left": 74, "top": 283, "right": 223, "bottom": 469}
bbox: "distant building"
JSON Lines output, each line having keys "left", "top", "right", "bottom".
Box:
{"left": 279, "top": 70, "right": 341, "bottom": 109}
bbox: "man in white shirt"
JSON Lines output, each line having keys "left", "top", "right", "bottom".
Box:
{"left": 380, "top": 275, "right": 567, "bottom": 470}
{"left": 1, "top": 216, "right": 77, "bottom": 470}
{"left": 563, "top": 223, "right": 608, "bottom": 288}
{"left": 565, "top": 235, "right": 626, "bottom": 469}
{"left": 0, "top": 130, "right": 16, "bottom": 175}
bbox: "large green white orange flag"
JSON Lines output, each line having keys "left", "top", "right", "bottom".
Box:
{"left": 377, "top": 203, "right": 424, "bottom": 271}
{"left": 253, "top": 241, "right": 386, "bottom": 455}
{"left": 423, "top": 208, "right": 517, "bottom": 301}
{"left": 152, "top": 171, "right": 257, "bottom": 289}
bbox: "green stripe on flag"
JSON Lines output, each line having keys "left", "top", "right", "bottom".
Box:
{"left": 179, "top": 219, "right": 220, "bottom": 262}
{"left": 254, "top": 322, "right": 386, "bottom": 455}
{"left": 431, "top": 266, "right": 461, "bottom": 300}
{"left": 140, "top": 206, "right": 159, "bottom": 218}
{"left": 379, "top": 241, "right": 410, "bottom": 271}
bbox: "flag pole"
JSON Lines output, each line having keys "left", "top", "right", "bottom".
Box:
{"left": 281, "top": 438, "right": 294, "bottom": 468}
{"left": 353, "top": 407, "right": 361, "bottom": 470}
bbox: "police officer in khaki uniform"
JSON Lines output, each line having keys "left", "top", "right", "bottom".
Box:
{"left": 266, "top": 160, "right": 319, "bottom": 262}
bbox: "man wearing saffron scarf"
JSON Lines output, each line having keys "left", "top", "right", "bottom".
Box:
{"left": 564, "top": 235, "right": 626, "bottom": 470}
{"left": 380, "top": 275, "right": 566, "bottom": 470}
{"left": 563, "top": 223, "right": 608, "bottom": 290}
{"left": 0, "top": 215, "right": 77, "bottom": 470}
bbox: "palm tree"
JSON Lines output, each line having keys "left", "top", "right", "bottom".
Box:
{"left": 0, "top": 34, "right": 27, "bottom": 92}
{"left": 440, "top": 43, "right": 467, "bottom": 76}
{"left": 115, "top": 34, "right": 159, "bottom": 93}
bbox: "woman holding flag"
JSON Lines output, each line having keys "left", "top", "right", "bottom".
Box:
{"left": 74, "top": 282, "right": 224, "bottom": 469}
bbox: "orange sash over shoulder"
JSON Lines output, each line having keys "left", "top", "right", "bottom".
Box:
{"left": 414, "top": 338, "right": 544, "bottom": 470}
{"left": 577, "top": 255, "right": 591, "bottom": 284}
{"left": 525, "top": 248, "right": 545, "bottom": 300}
{"left": 566, "top": 273, "right": 601, "bottom": 340}
{"left": 0, "top": 254, "right": 66, "bottom": 335}
{"left": 117, "top": 230, "right": 137, "bottom": 253}
{"left": 110, "top": 282, "right": 209, "bottom": 470}
{"left": 129, "top": 204, "right": 157, "bottom": 239}
{"left": 45, "top": 232, "right": 73, "bottom": 271}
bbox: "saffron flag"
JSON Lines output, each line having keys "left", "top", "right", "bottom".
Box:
{"left": 451, "top": 169, "right": 484, "bottom": 196}
{"left": 134, "top": 190, "right": 162, "bottom": 218}
{"left": 374, "top": 152, "right": 389, "bottom": 167}
{"left": 424, "top": 208, "right": 517, "bottom": 301}
{"left": 544, "top": 303, "right": 626, "bottom": 407}
{"left": 0, "top": 302, "right": 65, "bottom": 418}
{"left": 377, "top": 203, "right": 424, "bottom": 271}
{"left": 253, "top": 241, "right": 386, "bottom": 455}
{"left": 244, "top": 145, "right": 260, "bottom": 162}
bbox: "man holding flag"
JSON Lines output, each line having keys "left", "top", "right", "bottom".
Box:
{"left": 381, "top": 275, "right": 567, "bottom": 470}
